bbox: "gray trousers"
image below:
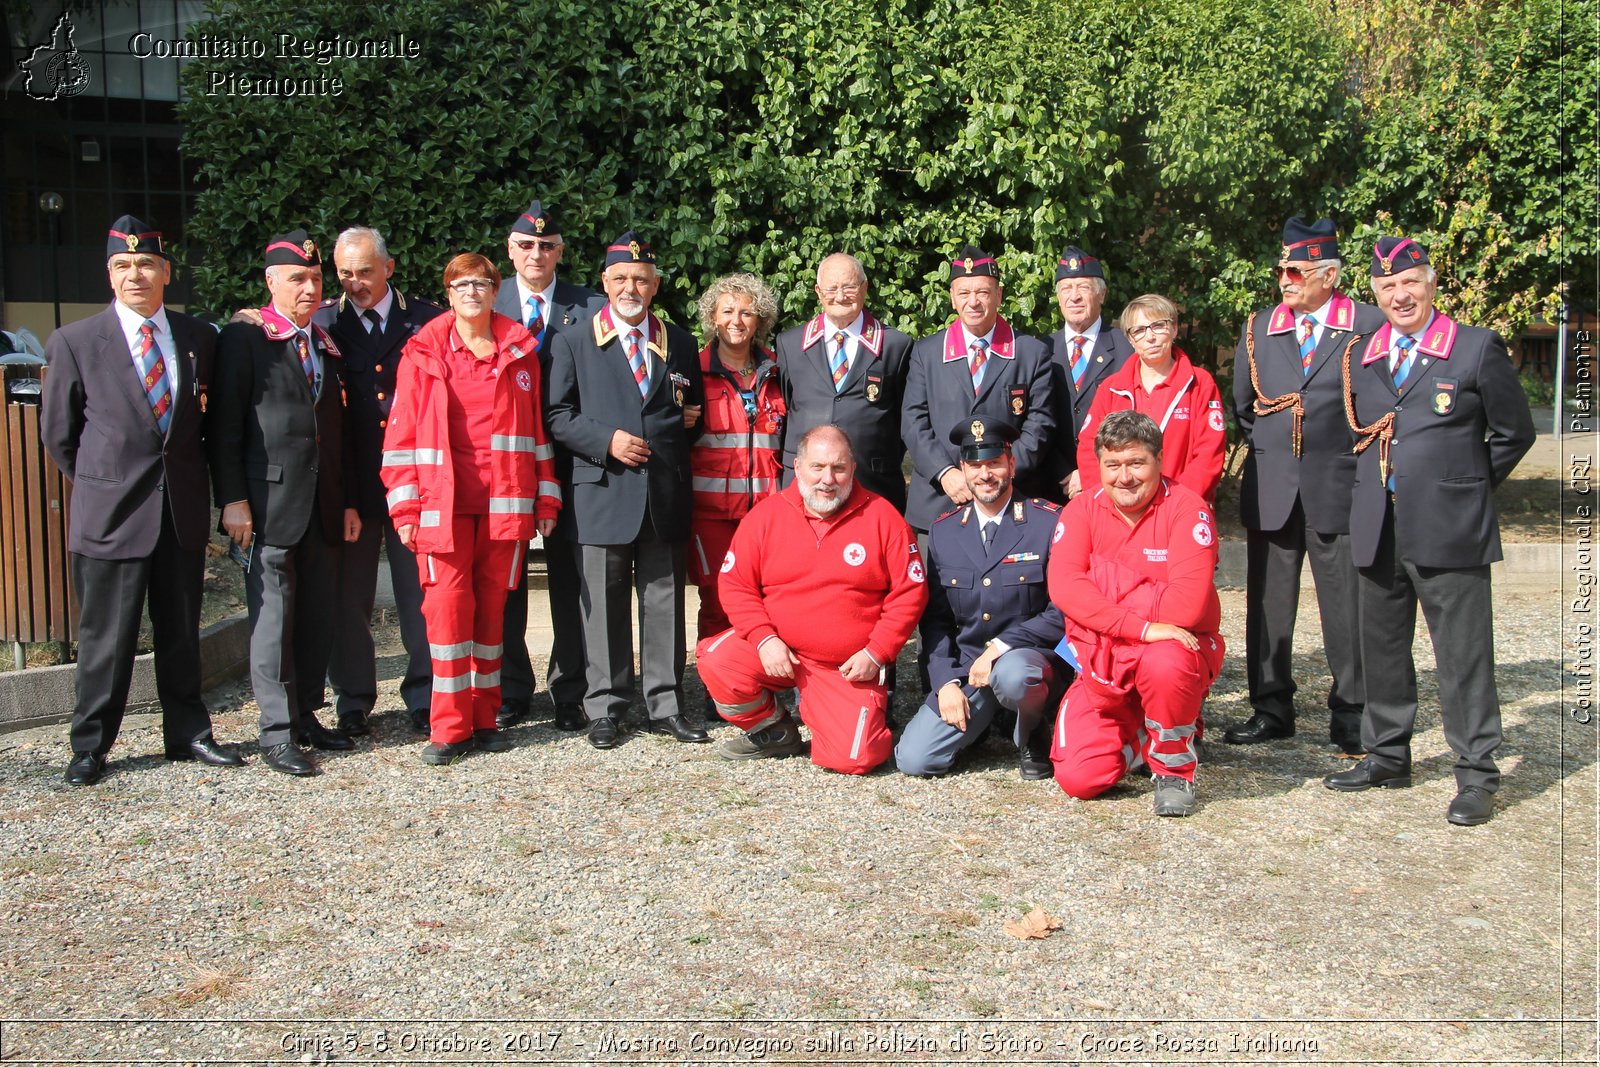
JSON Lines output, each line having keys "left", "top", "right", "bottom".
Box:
{"left": 502, "top": 530, "right": 587, "bottom": 706}
{"left": 326, "top": 511, "right": 431, "bottom": 716}
{"left": 578, "top": 525, "right": 686, "bottom": 723}
{"left": 1244, "top": 500, "right": 1364, "bottom": 745}
{"left": 894, "top": 648, "right": 1069, "bottom": 776}
{"left": 1357, "top": 506, "right": 1502, "bottom": 791}
{"left": 247, "top": 520, "right": 337, "bottom": 747}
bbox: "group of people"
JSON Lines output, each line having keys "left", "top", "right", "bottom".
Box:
{"left": 39, "top": 205, "right": 1535, "bottom": 825}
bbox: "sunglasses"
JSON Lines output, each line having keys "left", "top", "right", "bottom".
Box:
{"left": 513, "top": 239, "right": 563, "bottom": 253}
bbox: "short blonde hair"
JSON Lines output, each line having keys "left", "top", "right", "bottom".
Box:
{"left": 1119, "top": 293, "right": 1180, "bottom": 331}
{"left": 697, "top": 272, "right": 778, "bottom": 347}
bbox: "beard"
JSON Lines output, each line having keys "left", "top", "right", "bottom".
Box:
{"left": 614, "top": 294, "right": 646, "bottom": 317}
{"left": 971, "top": 478, "right": 1009, "bottom": 506}
{"left": 802, "top": 480, "right": 851, "bottom": 516}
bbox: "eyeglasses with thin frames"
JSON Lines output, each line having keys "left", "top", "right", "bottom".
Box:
{"left": 1127, "top": 319, "right": 1174, "bottom": 342}
{"left": 448, "top": 279, "right": 495, "bottom": 294}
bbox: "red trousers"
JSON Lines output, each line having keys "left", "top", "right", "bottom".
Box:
{"left": 419, "top": 515, "right": 521, "bottom": 744}
{"left": 1052, "top": 633, "right": 1224, "bottom": 798}
{"left": 696, "top": 628, "right": 891, "bottom": 774}
{"left": 688, "top": 518, "right": 738, "bottom": 641}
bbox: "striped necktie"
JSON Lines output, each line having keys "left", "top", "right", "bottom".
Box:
{"left": 135, "top": 320, "right": 172, "bottom": 434}
{"left": 1390, "top": 335, "right": 1417, "bottom": 390}
{"left": 627, "top": 328, "right": 648, "bottom": 398}
{"left": 969, "top": 338, "right": 989, "bottom": 395}
{"left": 297, "top": 332, "right": 318, "bottom": 397}
{"left": 1298, "top": 314, "right": 1318, "bottom": 375}
{"left": 526, "top": 293, "right": 545, "bottom": 335}
{"left": 1069, "top": 335, "right": 1088, "bottom": 387}
{"left": 829, "top": 331, "right": 849, "bottom": 391}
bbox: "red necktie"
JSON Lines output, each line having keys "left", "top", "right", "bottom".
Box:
{"left": 627, "top": 329, "right": 648, "bottom": 398}
{"left": 136, "top": 321, "right": 172, "bottom": 433}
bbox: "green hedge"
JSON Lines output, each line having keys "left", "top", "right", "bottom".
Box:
{"left": 179, "top": 0, "right": 1591, "bottom": 360}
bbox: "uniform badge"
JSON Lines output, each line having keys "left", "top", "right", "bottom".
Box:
{"left": 865, "top": 375, "right": 882, "bottom": 403}
{"left": 1068, "top": 257, "right": 1080, "bottom": 270}
{"left": 126, "top": 233, "right": 140, "bottom": 252}
{"left": 843, "top": 542, "right": 867, "bottom": 567}
{"left": 670, "top": 370, "right": 691, "bottom": 407}
{"left": 1432, "top": 378, "right": 1457, "bottom": 415}
{"left": 1307, "top": 242, "right": 1322, "bottom": 259}
{"left": 198, "top": 391, "right": 208, "bottom": 413}
{"left": 1208, "top": 409, "right": 1225, "bottom": 432}
{"left": 1052, "top": 521, "right": 1065, "bottom": 544}
{"left": 515, "top": 368, "right": 533, "bottom": 392}
{"left": 628, "top": 240, "right": 641, "bottom": 260}
{"left": 970, "top": 419, "right": 985, "bottom": 441}
{"left": 534, "top": 217, "right": 546, "bottom": 234}
{"left": 302, "top": 239, "right": 317, "bottom": 258}
{"left": 1013, "top": 500, "right": 1024, "bottom": 523}
{"left": 963, "top": 257, "right": 974, "bottom": 272}
{"left": 1011, "top": 396, "right": 1024, "bottom": 416}
{"left": 907, "top": 560, "right": 925, "bottom": 583}
{"left": 1192, "top": 522, "right": 1214, "bottom": 547}
{"left": 720, "top": 551, "right": 736, "bottom": 574}
{"left": 1009, "top": 386, "right": 1026, "bottom": 416}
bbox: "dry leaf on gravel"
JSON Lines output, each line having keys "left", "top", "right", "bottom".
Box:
{"left": 1003, "top": 908, "right": 1061, "bottom": 940}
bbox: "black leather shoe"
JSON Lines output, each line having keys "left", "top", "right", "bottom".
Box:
{"left": 65, "top": 753, "right": 106, "bottom": 786}
{"left": 1446, "top": 786, "right": 1495, "bottom": 826}
{"left": 473, "top": 728, "right": 511, "bottom": 753}
{"left": 1224, "top": 713, "right": 1295, "bottom": 745}
{"left": 166, "top": 737, "right": 245, "bottom": 766}
{"left": 495, "top": 698, "right": 531, "bottom": 730}
{"left": 647, "top": 714, "right": 710, "bottom": 743}
{"left": 335, "top": 709, "right": 370, "bottom": 737}
{"left": 298, "top": 717, "right": 354, "bottom": 751}
{"left": 262, "top": 743, "right": 317, "bottom": 777}
{"left": 588, "top": 716, "right": 620, "bottom": 750}
{"left": 421, "top": 740, "right": 474, "bottom": 765}
{"left": 553, "top": 702, "right": 587, "bottom": 731}
{"left": 410, "top": 707, "right": 430, "bottom": 733}
{"left": 1324, "top": 757, "right": 1411, "bottom": 791}
{"left": 1019, "top": 719, "right": 1053, "bottom": 780}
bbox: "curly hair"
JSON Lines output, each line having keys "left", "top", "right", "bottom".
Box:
{"left": 697, "top": 272, "right": 778, "bottom": 347}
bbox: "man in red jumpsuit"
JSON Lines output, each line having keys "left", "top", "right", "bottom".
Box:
{"left": 696, "top": 424, "right": 927, "bottom": 774}
{"left": 1047, "top": 410, "right": 1224, "bottom": 816}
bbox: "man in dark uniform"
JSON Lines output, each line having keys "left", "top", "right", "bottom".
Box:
{"left": 1326, "top": 236, "right": 1535, "bottom": 825}
{"left": 312, "top": 226, "right": 443, "bottom": 736}
{"left": 902, "top": 245, "right": 1055, "bottom": 533}
{"left": 209, "top": 230, "right": 361, "bottom": 777}
{"left": 544, "top": 231, "right": 707, "bottom": 749}
{"left": 493, "top": 199, "right": 606, "bottom": 732}
{"left": 1043, "top": 246, "right": 1132, "bottom": 503}
{"left": 895, "top": 416, "right": 1069, "bottom": 779}
{"left": 1226, "top": 217, "right": 1386, "bottom": 754}
{"left": 775, "top": 252, "right": 914, "bottom": 510}
{"left": 41, "top": 215, "right": 244, "bottom": 785}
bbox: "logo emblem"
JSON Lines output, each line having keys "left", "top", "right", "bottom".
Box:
{"left": 1192, "top": 522, "right": 1214, "bottom": 547}
{"left": 962, "top": 257, "right": 974, "bottom": 272}
{"left": 1307, "top": 243, "right": 1322, "bottom": 258}
{"left": 534, "top": 217, "right": 546, "bottom": 234}
{"left": 302, "top": 239, "right": 317, "bottom": 259}
{"left": 843, "top": 543, "right": 867, "bottom": 567}
{"left": 970, "top": 419, "right": 984, "bottom": 441}
{"left": 1068, "top": 257, "right": 1080, "bottom": 270}
{"left": 515, "top": 368, "right": 532, "bottom": 392}
{"left": 1011, "top": 395, "right": 1025, "bottom": 416}
{"left": 1208, "top": 409, "right": 1225, "bottom": 432}
{"left": 907, "top": 560, "right": 925, "bottom": 583}
{"left": 126, "top": 234, "right": 140, "bottom": 251}
{"left": 628, "top": 240, "right": 641, "bottom": 259}
{"left": 1052, "top": 521, "right": 1065, "bottom": 544}
{"left": 18, "top": 13, "right": 90, "bottom": 101}
{"left": 865, "top": 382, "right": 880, "bottom": 402}
{"left": 720, "top": 551, "right": 735, "bottom": 574}
{"left": 1433, "top": 390, "right": 1453, "bottom": 415}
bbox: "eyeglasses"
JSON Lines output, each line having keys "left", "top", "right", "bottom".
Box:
{"left": 1126, "top": 319, "right": 1174, "bottom": 341}
{"left": 818, "top": 283, "right": 863, "bottom": 298}
{"left": 1277, "top": 264, "right": 1325, "bottom": 284}
{"left": 448, "top": 279, "right": 494, "bottom": 294}
{"left": 513, "top": 239, "right": 563, "bottom": 253}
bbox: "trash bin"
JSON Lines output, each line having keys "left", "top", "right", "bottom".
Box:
{"left": 0, "top": 355, "right": 78, "bottom": 649}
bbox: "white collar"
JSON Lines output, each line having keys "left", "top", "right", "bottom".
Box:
{"left": 1063, "top": 318, "right": 1102, "bottom": 347}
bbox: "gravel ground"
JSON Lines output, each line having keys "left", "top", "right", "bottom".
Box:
{"left": 0, "top": 580, "right": 1591, "bottom": 1065}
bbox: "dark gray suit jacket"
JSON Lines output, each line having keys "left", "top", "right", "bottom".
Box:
{"left": 1043, "top": 321, "right": 1133, "bottom": 491}
{"left": 774, "top": 312, "right": 913, "bottom": 510}
{"left": 41, "top": 304, "right": 216, "bottom": 558}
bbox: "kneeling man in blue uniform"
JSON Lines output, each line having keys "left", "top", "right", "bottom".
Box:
{"left": 896, "top": 416, "right": 1070, "bottom": 778}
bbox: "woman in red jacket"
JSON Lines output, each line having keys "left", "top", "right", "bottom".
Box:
{"left": 689, "top": 273, "right": 785, "bottom": 641}
{"left": 381, "top": 253, "right": 560, "bottom": 765}
{"left": 1075, "top": 294, "right": 1227, "bottom": 507}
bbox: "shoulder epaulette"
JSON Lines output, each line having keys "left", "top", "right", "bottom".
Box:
{"left": 1030, "top": 497, "right": 1062, "bottom": 513}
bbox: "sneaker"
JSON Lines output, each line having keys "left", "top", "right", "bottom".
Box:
{"left": 1152, "top": 774, "right": 1197, "bottom": 817}
{"left": 473, "top": 729, "right": 511, "bottom": 753}
{"left": 420, "top": 740, "right": 473, "bottom": 766}
{"left": 719, "top": 715, "right": 806, "bottom": 761}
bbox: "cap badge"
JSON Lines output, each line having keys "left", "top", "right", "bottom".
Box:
{"left": 1308, "top": 243, "right": 1321, "bottom": 258}
{"left": 963, "top": 257, "right": 973, "bottom": 272}
{"left": 1068, "top": 257, "right": 1079, "bottom": 270}
{"left": 970, "top": 419, "right": 984, "bottom": 441}
{"left": 534, "top": 217, "right": 546, "bottom": 234}
{"left": 302, "top": 239, "right": 317, "bottom": 258}
{"left": 126, "top": 233, "right": 140, "bottom": 252}
{"left": 628, "top": 240, "right": 641, "bottom": 259}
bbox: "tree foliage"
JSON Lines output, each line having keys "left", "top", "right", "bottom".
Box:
{"left": 178, "top": 0, "right": 1588, "bottom": 362}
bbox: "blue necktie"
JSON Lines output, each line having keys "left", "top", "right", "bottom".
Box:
{"left": 135, "top": 321, "right": 172, "bottom": 434}
{"left": 969, "top": 338, "right": 989, "bottom": 395}
{"left": 829, "top": 331, "right": 849, "bottom": 392}
{"left": 1069, "top": 335, "right": 1088, "bottom": 387}
{"left": 1298, "top": 314, "right": 1318, "bottom": 376}
{"left": 1390, "top": 335, "right": 1417, "bottom": 390}
{"left": 627, "top": 329, "right": 648, "bottom": 399}
{"left": 526, "top": 293, "right": 545, "bottom": 335}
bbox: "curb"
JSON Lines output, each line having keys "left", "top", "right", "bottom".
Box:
{"left": 0, "top": 612, "right": 249, "bottom": 735}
